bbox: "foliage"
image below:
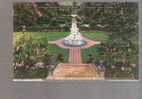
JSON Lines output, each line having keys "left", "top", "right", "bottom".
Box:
{"left": 57, "top": 53, "right": 64, "bottom": 62}
{"left": 96, "top": 3, "right": 138, "bottom": 79}
{"left": 86, "top": 53, "right": 94, "bottom": 63}
{"left": 13, "top": 32, "right": 69, "bottom": 79}
{"left": 13, "top": 2, "right": 71, "bottom": 31}
{"left": 13, "top": 2, "right": 138, "bottom": 32}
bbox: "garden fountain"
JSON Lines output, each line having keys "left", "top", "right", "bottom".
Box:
{"left": 64, "top": 14, "right": 86, "bottom": 46}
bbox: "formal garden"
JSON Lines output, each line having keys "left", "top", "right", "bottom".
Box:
{"left": 13, "top": 2, "right": 138, "bottom": 80}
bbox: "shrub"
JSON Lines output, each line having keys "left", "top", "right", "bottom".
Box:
{"left": 57, "top": 53, "right": 64, "bottom": 62}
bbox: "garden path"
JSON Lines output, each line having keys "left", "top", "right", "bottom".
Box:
{"left": 69, "top": 47, "right": 81, "bottom": 64}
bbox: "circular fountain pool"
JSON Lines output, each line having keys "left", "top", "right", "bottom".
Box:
{"left": 64, "top": 39, "right": 86, "bottom": 47}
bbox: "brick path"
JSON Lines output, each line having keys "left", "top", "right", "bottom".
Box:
{"left": 69, "top": 47, "right": 81, "bottom": 64}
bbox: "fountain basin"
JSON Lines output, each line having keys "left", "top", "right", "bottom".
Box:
{"left": 64, "top": 39, "right": 86, "bottom": 47}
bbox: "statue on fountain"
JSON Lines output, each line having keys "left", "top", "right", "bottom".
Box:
{"left": 64, "top": 14, "right": 86, "bottom": 46}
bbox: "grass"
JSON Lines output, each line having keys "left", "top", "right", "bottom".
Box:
{"left": 82, "top": 31, "right": 109, "bottom": 42}
{"left": 47, "top": 44, "right": 69, "bottom": 63}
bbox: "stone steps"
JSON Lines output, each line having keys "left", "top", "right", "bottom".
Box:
{"left": 47, "top": 63, "right": 104, "bottom": 80}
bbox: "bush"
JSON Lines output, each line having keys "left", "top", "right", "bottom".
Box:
{"left": 13, "top": 32, "right": 49, "bottom": 79}
{"left": 57, "top": 53, "right": 64, "bottom": 62}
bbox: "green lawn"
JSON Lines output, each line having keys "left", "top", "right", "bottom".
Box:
{"left": 47, "top": 44, "right": 69, "bottom": 63}
{"left": 82, "top": 31, "right": 109, "bottom": 42}
{"left": 27, "top": 32, "right": 69, "bottom": 41}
